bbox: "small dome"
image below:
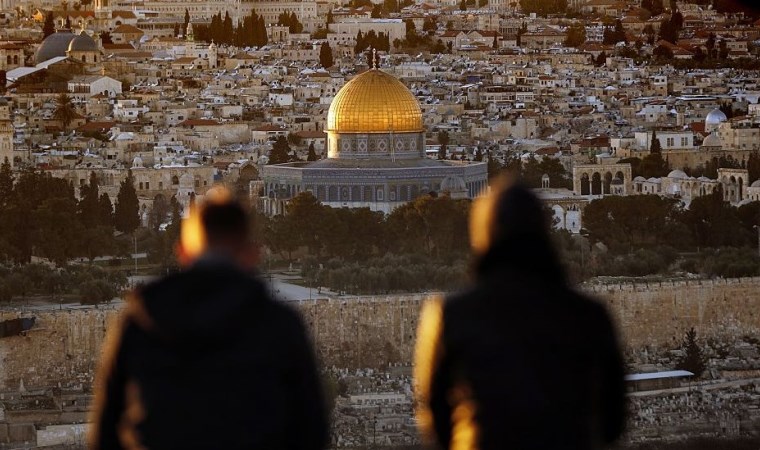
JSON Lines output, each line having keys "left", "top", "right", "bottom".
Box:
{"left": 634, "top": 176, "right": 646, "bottom": 182}
{"left": 611, "top": 177, "right": 624, "bottom": 185}
{"left": 326, "top": 69, "right": 423, "bottom": 134}
{"left": 35, "top": 30, "right": 76, "bottom": 64}
{"left": 440, "top": 175, "right": 466, "bottom": 193}
{"left": 667, "top": 169, "right": 688, "bottom": 179}
{"left": 702, "top": 132, "right": 722, "bottom": 148}
{"left": 705, "top": 108, "right": 727, "bottom": 126}
{"left": 67, "top": 33, "right": 97, "bottom": 52}
{"left": 132, "top": 156, "right": 143, "bottom": 168}
{"left": 751, "top": 179, "right": 760, "bottom": 188}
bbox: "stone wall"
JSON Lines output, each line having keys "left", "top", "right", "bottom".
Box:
{"left": 2, "top": 278, "right": 760, "bottom": 390}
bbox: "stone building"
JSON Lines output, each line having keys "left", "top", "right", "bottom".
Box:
{"left": 261, "top": 66, "right": 488, "bottom": 215}
{"left": 0, "top": 98, "right": 12, "bottom": 167}
{"left": 572, "top": 163, "right": 633, "bottom": 197}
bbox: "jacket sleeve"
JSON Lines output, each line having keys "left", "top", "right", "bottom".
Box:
{"left": 89, "top": 315, "right": 130, "bottom": 450}
{"left": 597, "top": 306, "right": 626, "bottom": 444}
{"left": 414, "top": 297, "right": 451, "bottom": 448}
{"left": 287, "top": 313, "right": 329, "bottom": 450}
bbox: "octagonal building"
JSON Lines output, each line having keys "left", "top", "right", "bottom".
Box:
{"left": 261, "top": 68, "right": 488, "bottom": 214}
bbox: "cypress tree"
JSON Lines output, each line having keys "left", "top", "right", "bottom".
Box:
{"left": 0, "top": 157, "right": 13, "bottom": 210}
{"left": 319, "top": 42, "right": 334, "bottom": 68}
{"left": 114, "top": 170, "right": 140, "bottom": 234}
{"left": 676, "top": 328, "right": 706, "bottom": 377}
{"left": 78, "top": 171, "right": 100, "bottom": 228}
{"left": 43, "top": 12, "right": 56, "bottom": 38}
{"left": 650, "top": 129, "right": 662, "bottom": 154}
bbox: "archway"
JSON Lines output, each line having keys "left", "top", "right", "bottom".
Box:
{"left": 551, "top": 204, "right": 565, "bottom": 229}
{"left": 591, "top": 172, "right": 602, "bottom": 195}
{"left": 580, "top": 173, "right": 590, "bottom": 195}
{"left": 603, "top": 172, "right": 612, "bottom": 195}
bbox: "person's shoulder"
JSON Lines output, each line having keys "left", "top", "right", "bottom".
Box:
{"left": 564, "top": 287, "right": 616, "bottom": 328}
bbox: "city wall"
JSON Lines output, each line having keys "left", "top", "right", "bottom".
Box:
{"left": 1, "top": 277, "right": 760, "bottom": 390}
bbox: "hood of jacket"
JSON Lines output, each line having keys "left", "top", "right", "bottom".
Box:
{"left": 130, "top": 258, "right": 269, "bottom": 348}
{"left": 473, "top": 182, "right": 566, "bottom": 285}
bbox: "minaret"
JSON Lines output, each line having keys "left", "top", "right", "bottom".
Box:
{"left": 208, "top": 40, "right": 218, "bottom": 68}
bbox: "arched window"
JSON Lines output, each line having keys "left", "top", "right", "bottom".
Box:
{"left": 591, "top": 172, "right": 602, "bottom": 195}
{"left": 580, "top": 173, "right": 590, "bottom": 195}
{"left": 172, "top": 175, "right": 179, "bottom": 185}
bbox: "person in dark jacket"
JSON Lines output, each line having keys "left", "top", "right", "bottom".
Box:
{"left": 90, "top": 189, "right": 328, "bottom": 450}
{"left": 414, "top": 176, "right": 625, "bottom": 450}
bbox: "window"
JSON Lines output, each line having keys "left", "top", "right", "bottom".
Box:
{"left": 145, "top": 182, "right": 150, "bottom": 190}
{"left": 139, "top": 182, "right": 143, "bottom": 190}
{"left": 666, "top": 137, "right": 674, "bottom": 147}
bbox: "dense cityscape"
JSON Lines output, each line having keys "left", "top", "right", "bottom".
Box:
{"left": 1, "top": 0, "right": 760, "bottom": 448}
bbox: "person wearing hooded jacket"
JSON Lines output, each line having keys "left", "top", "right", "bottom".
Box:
{"left": 90, "top": 190, "right": 328, "bottom": 450}
{"left": 414, "top": 176, "right": 625, "bottom": 450}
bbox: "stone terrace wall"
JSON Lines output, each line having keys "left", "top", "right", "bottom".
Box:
{"left": 588, "top": 277, "right": 760, "bottom": 350}
{"left": 1, "top": 278, "right": 760, "bottom": 390}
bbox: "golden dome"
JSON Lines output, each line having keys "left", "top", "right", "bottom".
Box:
{"left": 326, "top": 69, "right": 423, "bottom": 134}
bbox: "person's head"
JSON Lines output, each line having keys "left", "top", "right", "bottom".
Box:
{"left": 176, "top": 186, "right": 259, "bottom": 269}
{"left": 469, "top": 174, "right": 563, "bottom": 281}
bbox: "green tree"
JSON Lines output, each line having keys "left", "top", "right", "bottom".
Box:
{"left": 78, "top": 171, "right": 100, "bottom": 228}
{"left": 268, "top": 136, "right": 291, "bottom": 164}
{"left": 43, "top": 11, "right": 55, "bottom": 38}
{"left": 114, "top": 170, "right": 140, "bottom": 234}
{"left": 0, "top": 157, "right": 13, "bottom": 210}
{"left": 148, "top": 195, "right": 170, "bottom": 231}
{"left": 307, "top": 142, "right": 318, "bottom": 161}
{"left": 658, "top": 17, "right": 678, "bottom": 44}
{"left": 383, "top": 0, "right": 398, "bottom": 12}
{"left": 459, "top": 0, "right": 467, "bottom": 10}
{"left": 53, "top": 93, "right": 77, "bottom": 132}
{"left": 97, "top": 193, "right": 113, "bottom": 227}
{"left": 520, "top": 0, "right": 567, "bottom": 16}
{"left": 682, "top": 188, "right": 749, "bottom": 248}
{"left": 184, "top": 8, "right": 190, "bottom": 32}
{"left": 437, "top": 130, "right": 449, "bottom": 160}
{"left": 746, "top": 151, "right": 760, "bottom": 183}
{"left": 319, "top": 42, "right": 334, "bottom": 68}
{"left": 564, "top": 23, "right": 586, "bottom": 47}
{"left": 676, "top": 328, "right": 706, "bottom": 377}
{"left": 582, "top": 195, "right": 687, "bottom": 252}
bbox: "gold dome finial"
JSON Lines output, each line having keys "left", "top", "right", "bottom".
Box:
{"left": 372, "top": 48, "right": 378, "bottom": 69}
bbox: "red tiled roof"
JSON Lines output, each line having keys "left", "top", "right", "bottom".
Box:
{"left": 112, "top": 24, "right": 144, "bottom": 34}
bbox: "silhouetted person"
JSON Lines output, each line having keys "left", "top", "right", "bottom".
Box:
{"left": 90, "top": 189, "right": 328, "bottom": 450}
{"left": 414, "top": 177, "right": 625, "bottom": 450}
